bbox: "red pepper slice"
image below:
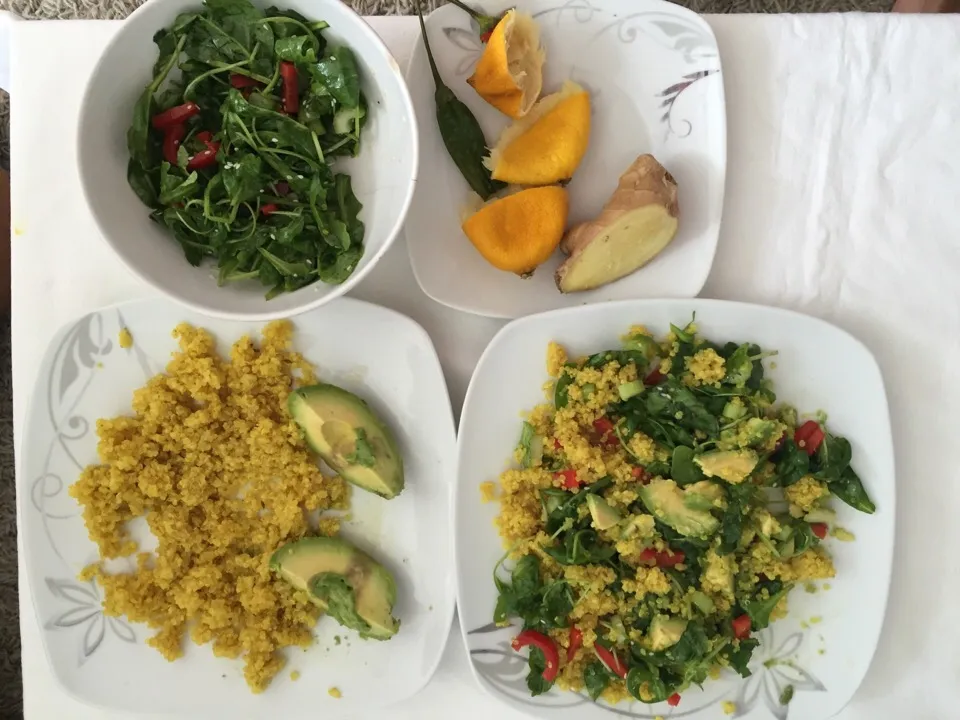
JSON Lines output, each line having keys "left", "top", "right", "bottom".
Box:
{"left": 656, "top": 549, "right": 685, "bottom": 567}
{"left": 566, "top": 627, "right": 582, "bottom": 662}
{"left": 480, "top": 29, "right": 493, "bottom": 43}
{"left": 511, "top": 630, "right": 559, "bottom": 682}
{"left": 230, "top": 73, "right": 261, "bottom": 89}
{"left": 644, "top": 368, "right": 666, "bottom": 386}
{"left": 555, "top": 469, "right": 579, "bottom": 490}
{"left": 280, "top": 61, "right": 299, "bottom": 114}
{"left": 186, "top": 141, "right": 221, "bottom": 171}
{"left": 594, "top": 645, "right": 627, "bottom": 679}
{"left": 810, "top": 522, "right": 828, "bottom": 540}
{"left": 162, "top": 124, "right": 186, "bottom": 165}
{"left": 631, "top": 466, "right": 647, "bottom": 481}
{"left": 152, "top": 102, "right": 200, "bottom": 131}
{"left": 592, "top": 417, "right": 620, "bottom": 448}
{"left": 794, "top": 421, "right": 825, "bottom": 455}
{"left": 639, "top": 547, "right": 684, "bottom": 567}
{"left": 667, "top": 693, "right": 681, "bottom": 707}
{"left": 194, "top": 130, "right": 213, "bottom": 144}
{"left": 732, "top": 614, "right": 752, "bottom": 640}
{"left": 553, "top": 438, "right": 563, "bottom": 451}
{"left": 261, "top": 203, "right": 279, "bottom": 216}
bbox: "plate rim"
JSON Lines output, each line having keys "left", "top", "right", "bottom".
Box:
{"left": 18, "top": 295, "right": 458, "bottom": 715}
{"left": 453, "top": 297, "right": 896, "bottom": 718}
{"left": 403, "top": 0, "right": 728, "bottom": 319}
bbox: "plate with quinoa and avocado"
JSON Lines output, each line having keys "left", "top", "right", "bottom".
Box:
{"left": 456, "top": 299, "right": 894, "bottom": 720}
{"left": 19, "top": 297, "right": 456, "bottom": 716}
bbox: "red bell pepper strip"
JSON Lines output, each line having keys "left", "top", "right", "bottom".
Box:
{"left": 566, "top": 627, "right": 582, "bottom": 662}
{"left": 162, "top": 124, "right": 186, "bottom": 165}
{"left": 261, "top": 204, "right": 279, "bottom": 216}
{"left": 594, "top": 644, "right": 627, "bottom": 679}
{"left": 480, "top": 29, "right": 493, "bottom": 43}
{"left": 631, "top": 466, "right": 647, "bottom": 480}
{"left": 592, "top": 417, "right": 620, "bottom": 448}
{"left": 667, "top": 693, "right": 681, "bottom": 707}
{"left": 152, "top": 102, "right": 200, "bottom": 131}
{"left": 194, "top": 130, "right": 213, "bottom": 144}
{"left": 638, "top": 548, "right": 684, "bottom": 567}
{"left": 794, "top": 421, "right": 825, "bottom": 455}
{"left": 644, "top": 368, "right": 666, "bottom": 386}
{"left": 553, "top": 438, "right": 563, "bottom": 451}
{"left": 280, "top": 61, "right": 299, "bottom": 114}
{"left": 732, "top": 614, "right": 752, "bottom": 640}
{"left": 810, "top": 522, "right": 828, "bottom": 539}
{"left": 511, "top": 630, "right": 559, "bottom": 682}
{"left": 555, "top": 469, "right": 579, "bottom": 490}
{"left": 230, "top": 73, "right": 261, "bottom": 89}
{"left": 186, "top": 141, "right": 221, "bottom": 171}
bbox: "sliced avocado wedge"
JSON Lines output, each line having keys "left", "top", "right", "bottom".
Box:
{"left": 288, "top": 383, "right": 404, "bottom": 499}
{"left": 648, "top": 614, "right": 688, "bottom": 651}
{"left": 587, "top": 494, "right": 622, "bottom": 530}
{"left": 639, "top": 479, "right": 719, "bottom": 538}
{"left": 694, "top": 449, "right": 759, "bottom": 484}
{"left": 270, "top": 536, "right": 400, "bottom": 640}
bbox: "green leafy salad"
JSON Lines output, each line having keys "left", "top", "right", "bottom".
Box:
{"left": 127, "top": 0, "right": 368, "bottom": 298}
{"left": 490, "top": 319, "right": 875, "bottom": 707}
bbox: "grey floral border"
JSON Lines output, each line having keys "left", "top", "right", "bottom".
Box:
{"left": 468, "top": 622, "right": 825, "bottom": 718}
{"left": 442, "top": 0, "right": 721, "bottom": 136}
{"left": 31, "top": 310, "right": 139, "bottom": 663}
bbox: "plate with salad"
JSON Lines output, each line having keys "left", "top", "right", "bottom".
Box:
{"left": 455, "top": 299, "right": 894, "bottom": 720}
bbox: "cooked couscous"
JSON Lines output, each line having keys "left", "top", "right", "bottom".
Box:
{"left": 489, "top": 319, "right": 874, "bottom": 707}
{"left": 70, "top": 321, "right": 348, "bottom": 692}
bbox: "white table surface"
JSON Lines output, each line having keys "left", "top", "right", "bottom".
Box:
{"left": 10, "top": 12, "right": 960, "bottom": 720}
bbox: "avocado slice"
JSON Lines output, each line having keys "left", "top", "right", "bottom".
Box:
{"left": 683, "top": 480, "right": 726, "bottom": 511}
{"left": 694, "top": 449, "right": 759, "bottom": 484}
{"left": 288, "top": 383, "right": 404, "bottom": 499}
{"left": 270, "top": 536, "right": 400, "bottom": 640}
{"left": 639, "top": 479, "right": 719, "bottom": 538}
{"left": 586, "top": 494, "right": 622, "bottom": 530}
{"left": 648, "top": 614, "right": 688, "bottom": 651}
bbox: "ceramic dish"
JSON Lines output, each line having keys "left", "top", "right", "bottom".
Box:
{"left": 77, "top": 0, "right": 418, "bottom": 320}
{"left": 20, "top": 297, "right": 456, "bottom": 716}
{"left": 404, "top": 0, "right": 726, "bottom": 318}
{"left": 455, "top": 299, "right": 894, "bottom": 719}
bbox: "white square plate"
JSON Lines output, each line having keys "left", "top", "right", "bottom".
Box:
{"left": 455, "top": 299, "right": 894, "bottom": 719}
{"left": 404, "top": 0, "right": 726, "bottom": 318}
{"left": 19, "top": 297, "right": 457, "bottom": 716}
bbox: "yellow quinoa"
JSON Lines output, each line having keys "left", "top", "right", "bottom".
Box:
{"left": 328, "top": 687, "right": 342, "bottom": 698}
{"left": 290, "top": 670, "right": 301, "bottom": 681}
{"left": 69, "top": 321, "right": 348, "bottom": 693}
{"left": 118, "top": 327, "right": 133, "bottom": 349}
{"left": 722, "top": 701, "right": 737, "bottom": 715}
{"left": 479, "top": 481, "right": 498, "bottom": 503}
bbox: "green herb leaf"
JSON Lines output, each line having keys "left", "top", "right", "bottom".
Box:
{"left": 583, "top": 661, "right": 612, "bottom": 701}
{"left": 311, "top": 46, "right": 362, "bottom": 108}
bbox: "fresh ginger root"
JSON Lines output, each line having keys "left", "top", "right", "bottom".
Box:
{"left": 555, "top": 154, "right": 679, "bottom": 293}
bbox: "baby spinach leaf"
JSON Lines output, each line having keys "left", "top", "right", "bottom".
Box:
{"left": 317, "top": 244, "right": 363, "bottom": 284}
{"left": 583, "top": 660, "right": 612, "bottom": 701}
{"left": 830, "top": 466, "right": 876, "bottom": 514}
{"left": 772, "top": 439, "right": 810, "bottom": 487}
{"left": 671, "top": 446, "right": 703, "bottom": 486}
{"left": 526, "top": 647, "right": 553, "bottom": 696}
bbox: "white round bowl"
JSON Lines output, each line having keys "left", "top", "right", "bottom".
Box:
{"left": 78, "top": 0, "right": 418, "bottom": 320}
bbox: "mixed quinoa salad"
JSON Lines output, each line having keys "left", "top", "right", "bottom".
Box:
{"left": 487, "top": 319, "right": 875, "bottom": 707}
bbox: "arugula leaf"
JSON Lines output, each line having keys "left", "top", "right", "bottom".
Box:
{"left": 345, "top": 427, "right": 375, "bottom": 467}
{"left": 554, "top": 367, "right": 575, "bottom": 409}
{"left": 544, "top": 528, "right": 616, "bottom": 566}
{"left": 722, "top": 637, "right": 759, "bottom": 677}
{"left": 128, "top": 159, "right": 159, "bottom": 208}
{"left": 221, "top": 152, "right": 263, "bottom": 206}
{"left": 742, "top": 581, "right": 793, "bottom": 630}
{"left": 312, "top": 46, "right": 362, "bottom": 108}
{"left": 583, "top": 660, "right": 612, "bottom": 701}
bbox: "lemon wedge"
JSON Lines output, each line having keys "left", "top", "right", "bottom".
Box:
{"left": 485, "top": 82, "right": 591, "bottom": 185}
{"left": 467, "top": 10, "right": 545, "bottom": 119}
{"left": 462, "top": 186, "right": 568, "bottom": 275}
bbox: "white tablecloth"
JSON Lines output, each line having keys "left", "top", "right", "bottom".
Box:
{"left": 10, "top": 13, "right": 960, "bottom": 720}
